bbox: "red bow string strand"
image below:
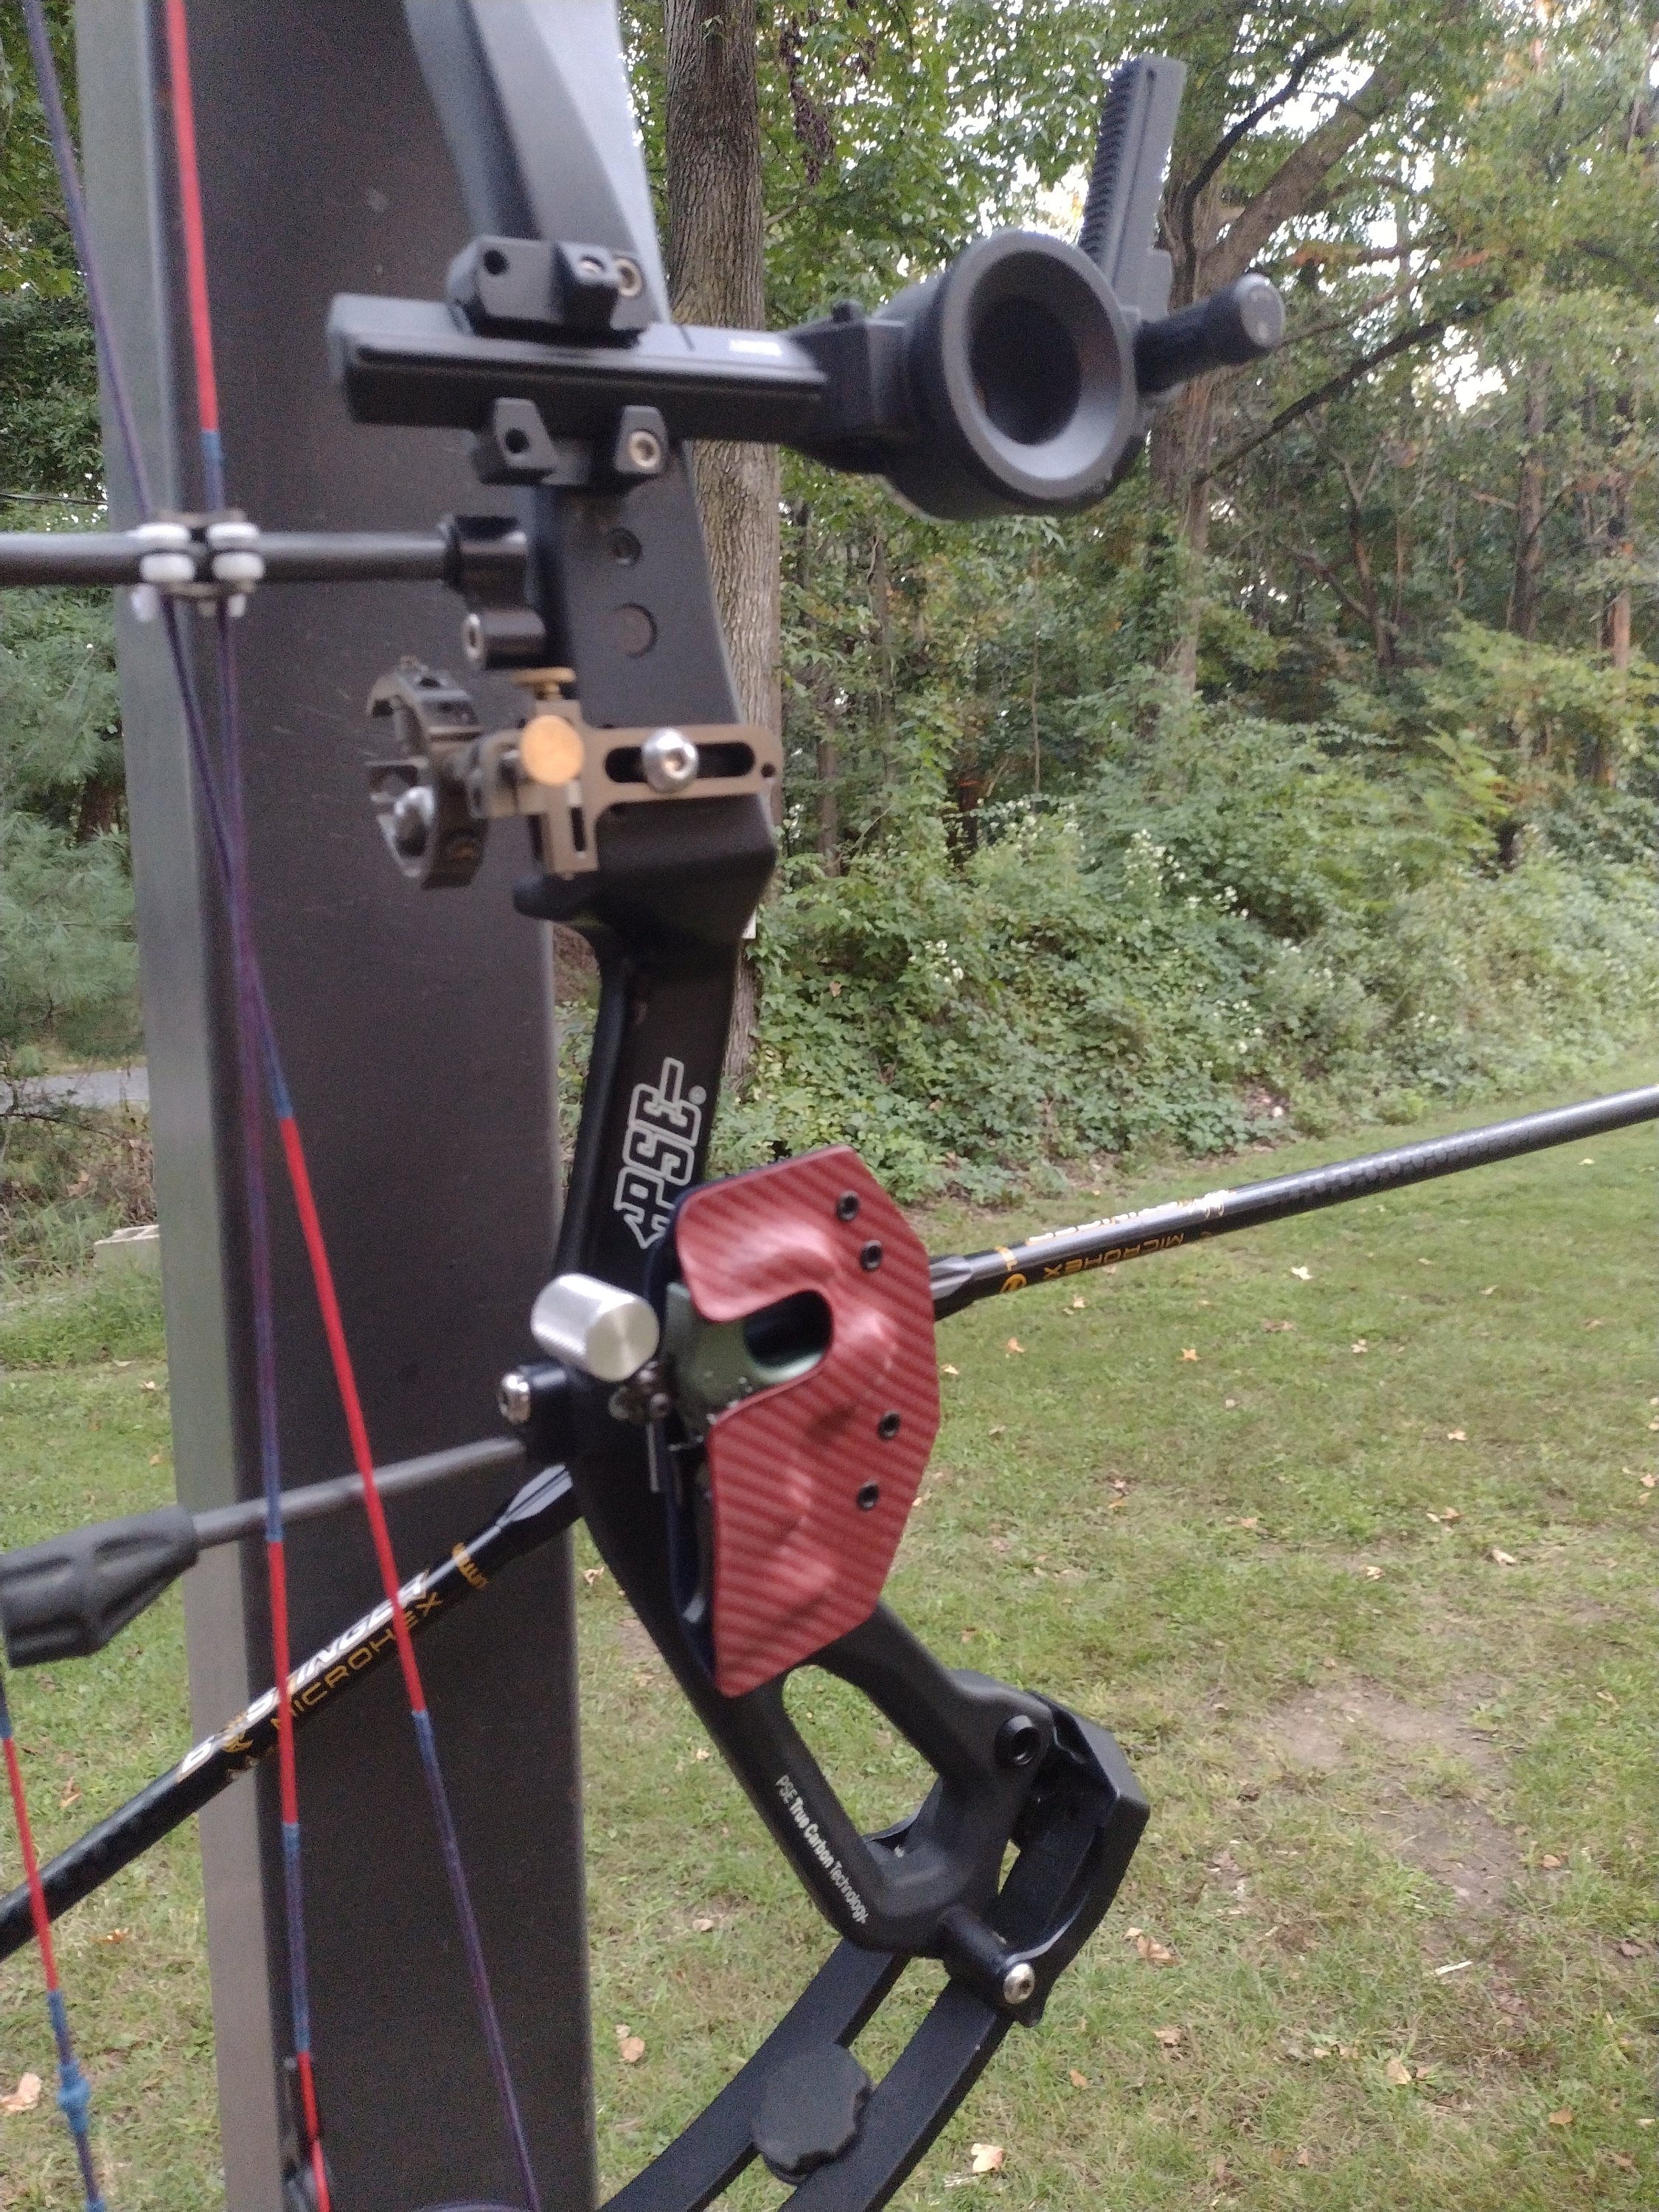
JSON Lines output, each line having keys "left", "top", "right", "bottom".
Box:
{"left": 9, "top": 7, "right": 544, "bottom": 2208}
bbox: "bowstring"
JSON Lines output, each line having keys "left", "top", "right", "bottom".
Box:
{"left": 0, "top": 1672, "right": 106, "bottom": 2212}
{"left": 157, "top": 7, "right": 327, "bottom": 2199}
{"left": 15, "top": 7, "right": 544, "bottom": 2206}
{"left": 7, "top": 17, "right": 122, "bottom": 2203}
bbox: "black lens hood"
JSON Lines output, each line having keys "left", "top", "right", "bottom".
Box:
{"left": 880, "top": 231, "right": 1135, "bottom": 521}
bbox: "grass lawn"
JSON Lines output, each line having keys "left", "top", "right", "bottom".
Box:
{"left": 1, "top": 1060, "right": 1655, "bottom": 2209}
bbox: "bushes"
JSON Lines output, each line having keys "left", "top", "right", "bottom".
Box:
{"left": 0, "top": 587, "right": 136, "bottom": 1071}
{"left": 0, "top": 807, "right": 136, "bottom": 1067}
{"left": 0, "top": 1108, "right": 154, "bottom": 1287}
{"left": 713, "top": 711, "right": 1658, "bottom": 1197}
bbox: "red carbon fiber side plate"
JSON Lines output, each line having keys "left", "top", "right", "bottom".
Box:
{"left": 674, "top": 1147, "right": 939, "bottom": 1698}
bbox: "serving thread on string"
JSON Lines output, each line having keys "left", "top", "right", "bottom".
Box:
{"left": 0, "top": 1672, "right": 108, "bottom": 2212}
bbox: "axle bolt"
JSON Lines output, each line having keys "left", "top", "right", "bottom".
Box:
{"left": 498, "top": 1370, "right": 533, "bottom": 1426}
{"left": 859, "top": 1239, "right": 883, "bottom": 1271}
{"left": 994, "top": 1714, "right": 1044, "bottom": 1770}
{"left": 1001, "top": 1962, "right": 1037, "bottom": 2007}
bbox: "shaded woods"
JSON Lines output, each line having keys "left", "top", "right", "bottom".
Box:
{"left": 624, "top": 0, "right": 1658, "bottom": 1189}
{"left": 3, "top": 1, "right": 1654, "bottom": 1192}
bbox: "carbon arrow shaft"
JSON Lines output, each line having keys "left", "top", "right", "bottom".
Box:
{"left": 928, "top": 1085, "right": 1659, "bottom": 1318}
{"left": 0, "top": 1466, "right": 576, "bottom": 1963}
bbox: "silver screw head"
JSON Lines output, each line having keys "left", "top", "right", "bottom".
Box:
{"left": 498, "top": 1369, "right": 534, "bottom": 1425}
{"left": 613, "top": 255, "right": 644, "bottom": 299}
{"left": 390, "top": 782, "right": 435, "bottom": 856}
{"left": 1001, "top": 1962, "right": 1037, "bottom": 2007}
{"left": 625, "top": 425, "right": 664, "bottom": 473}
{"left": 640, "top": 727, "right": 700, "bottom": 793}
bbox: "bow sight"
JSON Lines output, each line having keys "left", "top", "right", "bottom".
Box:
{"left": 329, "top": 48, "right": 1279, "bottom": 532}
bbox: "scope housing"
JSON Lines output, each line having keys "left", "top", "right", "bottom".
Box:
{"left": 793, "top": 232, "right": 1141, "bottom": 521}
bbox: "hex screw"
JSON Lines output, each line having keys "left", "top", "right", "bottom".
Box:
{"left": 856, "top": 1482, "right": 880, "bottom": 1512}
{"left": 390, "top": 782, "right": 434, "bottom": 858}
{"left": 835, "top": 1191, "right": 860, "bottom": 1222}
{"left": 626, "top": 425, "right": 664, "bottom": 473}
{"left": 497, "top": 1370, "right": 533, "bottom": 1426}
{"left": 877, "top": 1411, "right": 901, "bottom": 1440}
{"left": 994, "top": 1714, "right": 1043, "bottom": 1770}
{"left": 1001, "top": 1962, "right": 1037, "bottom": 2008}
{"left": 859, "top": 1239, "right": 883, "bottom": 1271}
{"left": 640, "top": 727, "right": 700, "bottom": 791}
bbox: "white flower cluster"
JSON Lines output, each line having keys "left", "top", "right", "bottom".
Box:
{"left": 916, "top": 938, "right": 966, "bottom": 988}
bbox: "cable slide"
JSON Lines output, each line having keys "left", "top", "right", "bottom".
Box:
{"left": 0, "top": 8, "right": 1652, "bottom": 2210}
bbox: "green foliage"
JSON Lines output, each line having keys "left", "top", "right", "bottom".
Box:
{"left": 718, "top": 711, "right": 1658, "bottom": 1197}
{"left": 0, "top": 807, "right": 135, "bottom": 1059}
{"left": 0, "top": 0, "right": 1648, "bottom": 1196}
{"left": 0, "top": 287, "right": 100, "bottom": 493}
{"left": 1341, "top": 618, "right": 1659, "bottom": 812}
{"left": 0, "top": 0, "right": 80, "bottom": 297}
{"left": 0, "top": 591, "right": 134, "bottom": 1064}
{"left": 0, "top": 1265, "right": 164, "bottom": 1366}
{"left": 0, "top": 585, "right": 122, "bottom": 825}
{"left": 0, "top": 1107, "right": 155, "bottom": 1288}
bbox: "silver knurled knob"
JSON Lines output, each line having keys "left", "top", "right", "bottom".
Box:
{"left": 529, "top": 1273, "right": 660, "bottom": 1382}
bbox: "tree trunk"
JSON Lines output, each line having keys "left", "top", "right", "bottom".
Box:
{"left": 870, "top": 526, "right": 894, "bottom": 737}
{"left": 664, "top": 0, "right": 779, "bottom": 1082}
{"left": 1149, "top": 60, "right": 1407, "bottom": 692}
{"left": 1510, "top": 364, "right": 1547, "bottom": 641}
{"left": 1594, "top": 443, "right": 1632, "bottom": 788}
{"left": 1148, "top": 178, "right": 1222, "bottom": 688}
{"left": 1602, "top": 586, "right": 1631, "bottom": 674}
{"left": 815, "top": 731, "right": 840, "bottom": 865}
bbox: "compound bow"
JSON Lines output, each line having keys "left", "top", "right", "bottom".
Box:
{"left": 0, "top": 8, "right": 1653, "bottom": 2211}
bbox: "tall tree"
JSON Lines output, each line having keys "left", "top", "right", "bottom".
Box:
{"left": 1138, "top": 0, "right": 1503, "bottom": 686}
{"left": 662, "top": 0, "right": 780, "bottom": 740}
